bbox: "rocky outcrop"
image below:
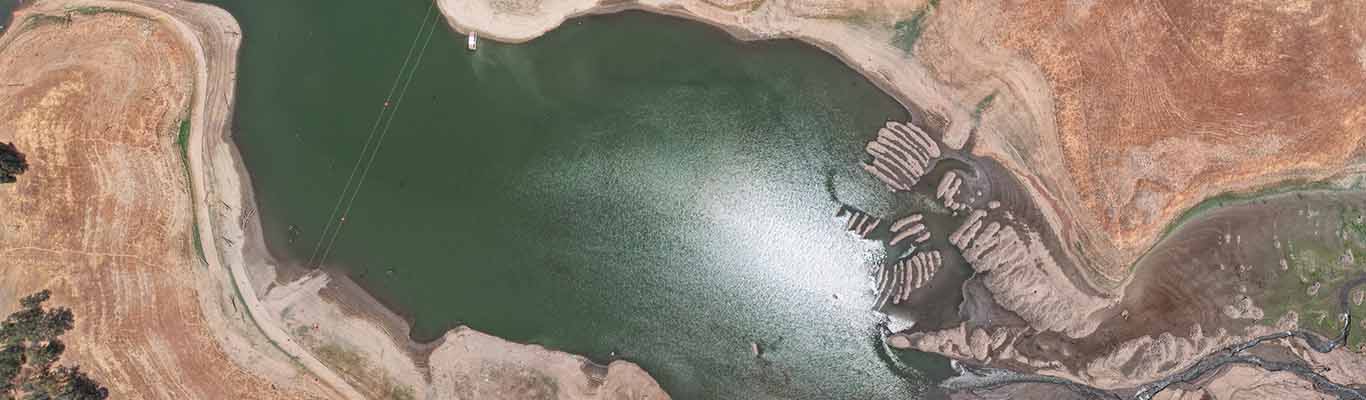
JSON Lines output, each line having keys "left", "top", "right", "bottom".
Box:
{"left": 948, "top": 208, "right": 1111, "bottom": 338}
{"left": 892, "top": 250, "right": 942, "bottom": 304}
{"left": 837, "top": 206, "right": 880, "bottom": 238}
{"left": 863, "top": 121, "right": 941, "bottom": 192}
{"left": 889, "top": 213, "right": 931, "bottom": 246}
{"left": 936, "top": 170, "right": 968, "bottom": 211}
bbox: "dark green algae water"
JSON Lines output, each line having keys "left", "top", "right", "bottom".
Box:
{"left": 209, "top": 0, "right": 953, "bottom": 397}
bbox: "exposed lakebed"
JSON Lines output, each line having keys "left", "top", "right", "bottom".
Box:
{"left": 211, "top": 0, "right": 962, "bottom": 397}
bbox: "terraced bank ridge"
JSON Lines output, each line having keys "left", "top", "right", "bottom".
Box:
{"left": 0, "top": 1, "right": 668, "bottom": 399}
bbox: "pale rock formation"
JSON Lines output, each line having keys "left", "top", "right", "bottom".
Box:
{"left": 1081, "top": 325, "right": 1251, "bottom": 387}
{"left": 863, "top": 121, "right": 940, "bottom": 191}
{"left": 893, "top": 250, "right": 942, "bottom": 304}
{"left": 837, "top": 207, "right": 880, "bottom": 238}
{"left": 889, "top": 213, "right": 931, "bottom": 246}
{"left": 936, "top": 170, "right": 967, "bottom": 211}
{"left": 948, "top": 209, "right": 1111, "bottom": 337}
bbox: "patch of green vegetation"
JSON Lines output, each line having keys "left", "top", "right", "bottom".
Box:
{"left": 890, "top": 4, "right": 935, "bottom": 55}
{"left": 1254, "top": 206, "right": 1366, "bottom": 349}
{"left": 67, "top": 6, "right": 110, "bottom": 15}
{"left": 316, "top": 343, "right": 413, "bottom": 399}
{"left": 21, "top": 14, "right": 73, "bottom": 31}
{"left": 0, "top": 290, "right": 108, "bottom": 399}
{"left": 390, "top": 385, "right": 416, "bottom": 400}
{"left": 1258, "top": 240, "right": 1350, "bottom": 340}
{"left": 174, "top": 119, "right": 207, "bottom": 264}
{"left": 1341, "top": 207, "right": 1366, "bottom": 243}
{"left": 176, "top": 119, "right": 191, "bottom": 153}
{"left": 19, "top": 7, "right": 144, "bottom": 33}
{"left": 66, "top": 6, "right": 143, "bottom": 18}
{"left": 171, "top": 116, "right": 300, "bottom": 368}
{"left": 1158, "top": 180, "right": 1338, "bottom": 241}
{"left": 315, "top": 344, "right": 364, "bottom": 374}
{"left": 971, "top": 91, "right": 998, "bottom": 125}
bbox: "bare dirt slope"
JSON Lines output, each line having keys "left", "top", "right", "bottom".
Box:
{"left": 989, "top": 0, "right": 1366, "bottom": 280}
{"left": 0, "top": 7, "right": 331, "bottom": 399}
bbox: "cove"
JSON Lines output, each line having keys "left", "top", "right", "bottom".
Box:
{"left": 207, "top": 0, "right": 953, "bottom": 397}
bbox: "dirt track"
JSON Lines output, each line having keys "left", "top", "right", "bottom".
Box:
{"left": 0, "top": 3, "right": 336, "bottom": 398}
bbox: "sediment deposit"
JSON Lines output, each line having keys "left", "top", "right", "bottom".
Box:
{"left": 889, "top": 213, "right": 929, "bottom": 246}
{"left": 892, "top": 250, "right": 940, "bottom": 304}
{"left": 863, "top": 121, "right": 942, "bottom": 192}
{"left": 838, "top": 206, "right": 881, "bottom": 238}
{"left": 936, "top": 170, "right": 966, "bottom": 211}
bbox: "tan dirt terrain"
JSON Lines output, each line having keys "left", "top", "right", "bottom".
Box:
{"left": 0, "top": 5, "right": 333, "bottom": 399}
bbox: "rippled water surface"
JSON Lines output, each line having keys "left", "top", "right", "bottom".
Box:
{"left": 209, "top": 0, "right": 952, "bottom": 397}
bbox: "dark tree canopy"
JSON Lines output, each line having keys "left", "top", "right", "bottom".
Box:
{"left": 0, "top": 142, "right": 28, "bottom": 184}
{"left": 0, "top": 290, "right": 106, "bottom": 400}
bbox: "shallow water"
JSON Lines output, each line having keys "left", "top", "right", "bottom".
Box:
{"left": 209, "top": 0, "right": 953, "bottom": 397}
{"left": 1, "top": 0, "right": 21, "bottom": 33}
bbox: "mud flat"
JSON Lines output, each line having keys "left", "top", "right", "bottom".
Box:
{"left": 901, "top": 186, "right": 1366, "bottom": 398}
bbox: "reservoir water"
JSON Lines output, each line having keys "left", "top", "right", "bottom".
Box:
{"left": 207, "top": 0, "right": 952, "bottom": 397}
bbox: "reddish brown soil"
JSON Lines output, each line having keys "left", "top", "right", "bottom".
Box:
{"left": 997, "top": 0, "right": 1366, "bottom": 270}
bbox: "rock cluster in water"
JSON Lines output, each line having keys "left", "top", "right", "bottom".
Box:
{"left": 936, "top": 170, "right": 967, "bottom": 211}
{"left": 837, "top": 206, "right": 880, "bottom": 238}
{"left": 889, "top": 213, "right": 930, "bottom": 246}
{"left": 854, "top": 118, "right": 1109, "bottom": 339}
{"left": 892, "top": 250, "right": 942, "bottom": 304}
{"left": 862, "top": 121, "right": 941, "bottom": 191}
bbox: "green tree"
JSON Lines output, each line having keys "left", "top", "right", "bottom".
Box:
{"left": 0, "top": 290, "right": 106, "bottom": 400}
{"left": 0, "top": 142, "right": 27, "bottom": 184}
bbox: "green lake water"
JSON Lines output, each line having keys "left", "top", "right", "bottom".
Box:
{"left": 207, "top": 0, "right": 952, "bottom": 397}
{"left": 1, "top": 0, "right": 20, "bottom": 33}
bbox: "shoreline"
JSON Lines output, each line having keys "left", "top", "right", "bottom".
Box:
{"left": 5, "top": 1, "right": 667, "bottom": 398}
{"left": 168, "top": 0, "right": 670, "bottom": 397}
{"left": 88, "top": 0, "right": 369, "bottom": 398}
{"left": 437, "top": 0, "right": 958, "bottom": 150}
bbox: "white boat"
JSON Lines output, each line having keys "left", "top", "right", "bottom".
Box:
{"left": 467, "top": 31, "right": 477, "bottom": 51}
